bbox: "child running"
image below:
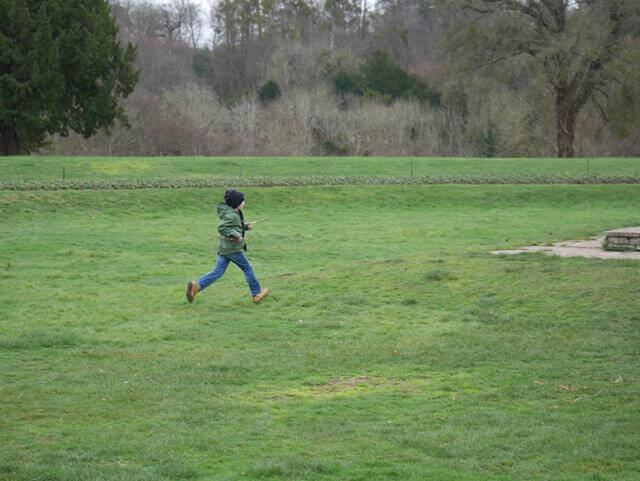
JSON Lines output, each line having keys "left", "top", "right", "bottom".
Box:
{"left": 186, "top": 189, "right": 270, "bottom": 304}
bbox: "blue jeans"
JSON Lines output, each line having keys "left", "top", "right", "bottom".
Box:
{"left": 198, "top": 252, "right": 261, "bottom": 297}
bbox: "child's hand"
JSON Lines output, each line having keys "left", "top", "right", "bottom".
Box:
{"left": 247, "top": 223, "right": 254, "bottom": 230}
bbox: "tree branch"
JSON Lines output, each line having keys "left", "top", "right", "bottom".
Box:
{"left": 592, "top": 91, "right": 609, "bottom": 124}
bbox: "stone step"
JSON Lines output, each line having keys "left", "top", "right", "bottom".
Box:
{"left": 604, "top": 227, "right": 640, "bottom": 251}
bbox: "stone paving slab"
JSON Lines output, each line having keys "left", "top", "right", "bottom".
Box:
{"left": 606, "top": 227, "right": 640, "bottom": 236}
{"left": 491, "top": 236, "right": 640, "bottom": 260}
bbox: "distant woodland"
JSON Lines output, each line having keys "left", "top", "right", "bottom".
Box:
{"left": 44, "top": 0, "right": 640, "bottom": 157}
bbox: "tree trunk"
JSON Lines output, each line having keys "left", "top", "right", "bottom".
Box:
{"left": 0, "top": 127, "right": 21, "bottom": 156}
{"left": 361, "top": 0, "right": 368, "bottom": 39}
{"left": 554, "top": 82, "right": 577, "bottom": 158}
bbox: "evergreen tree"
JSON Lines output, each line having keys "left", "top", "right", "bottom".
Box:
{"left": 0, "top": 0, "right": 138, "bottom": 155}
{"left": 331, "top": 50, "right": 440, "bottom": 106}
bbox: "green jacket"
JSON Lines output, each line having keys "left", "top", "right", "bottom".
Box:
{"left": 216, "top": 202, "right": 248, "bottom": 255}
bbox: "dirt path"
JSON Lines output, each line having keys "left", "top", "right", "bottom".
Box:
{"left": 491, "top": 237, "right": 640, "bottom": 260}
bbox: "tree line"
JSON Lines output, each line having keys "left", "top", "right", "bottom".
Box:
{"left": 2, "top": 0, "right": 640, "bottom": 157}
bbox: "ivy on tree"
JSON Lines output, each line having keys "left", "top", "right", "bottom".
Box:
{"left": 0, "top": 0, "right": 139, "bottom": 155}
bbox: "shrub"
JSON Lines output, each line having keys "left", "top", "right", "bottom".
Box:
{"left": 258, "top": 80, "right": 282, "bottom": 105}
{"left": 332, "top": 70, "right": 364, "bottom": 97}
{"left": 483, "top": 122, "right": 498, "bottom": 158}
{"left": 359, "top": 51, "right": 440, "bottom": 107}
{"left": 310, "top": 116, "right": 353, "bottom": 156}
{"left": 328, "top": 51, "right": 440, "bottom": 108}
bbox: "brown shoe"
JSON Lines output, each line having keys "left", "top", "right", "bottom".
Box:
{"left": 252, "top": 288, "right": 270, "bottom": 303}
{"left": 186, "top": 281, "right": 200, "bottom": 303}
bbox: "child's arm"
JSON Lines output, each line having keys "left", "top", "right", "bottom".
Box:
{"left": 245, "top": 218, "right": 270, "bottom": 231}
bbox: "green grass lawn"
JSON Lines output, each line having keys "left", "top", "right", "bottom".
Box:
{"left": 1, "top": 175, "right": 639, "bottom": 480}
{"left": 2, "top": 156, "right": 640, "bottom": 182}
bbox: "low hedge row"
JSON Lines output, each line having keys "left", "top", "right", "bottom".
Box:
{"left": 2, "top": 175, "right": 640, "bottom": 191}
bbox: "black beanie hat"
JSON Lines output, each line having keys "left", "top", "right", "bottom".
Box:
{"left": 224, "top": 189, "right": 245, "bottom": 208}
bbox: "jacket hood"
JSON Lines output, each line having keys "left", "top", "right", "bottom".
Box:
{"left": 217, "top": 202, "right": 235, "bottom": 218}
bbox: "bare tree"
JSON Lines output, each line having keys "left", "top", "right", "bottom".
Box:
{"left": 184, "top": 1, "right": 204, "bottom": 47}
{"left": 159, "top": 0, "right": 188, "bottom": 41}
{"left": 450, "top": 0, "right": 640, "bottom": 157}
